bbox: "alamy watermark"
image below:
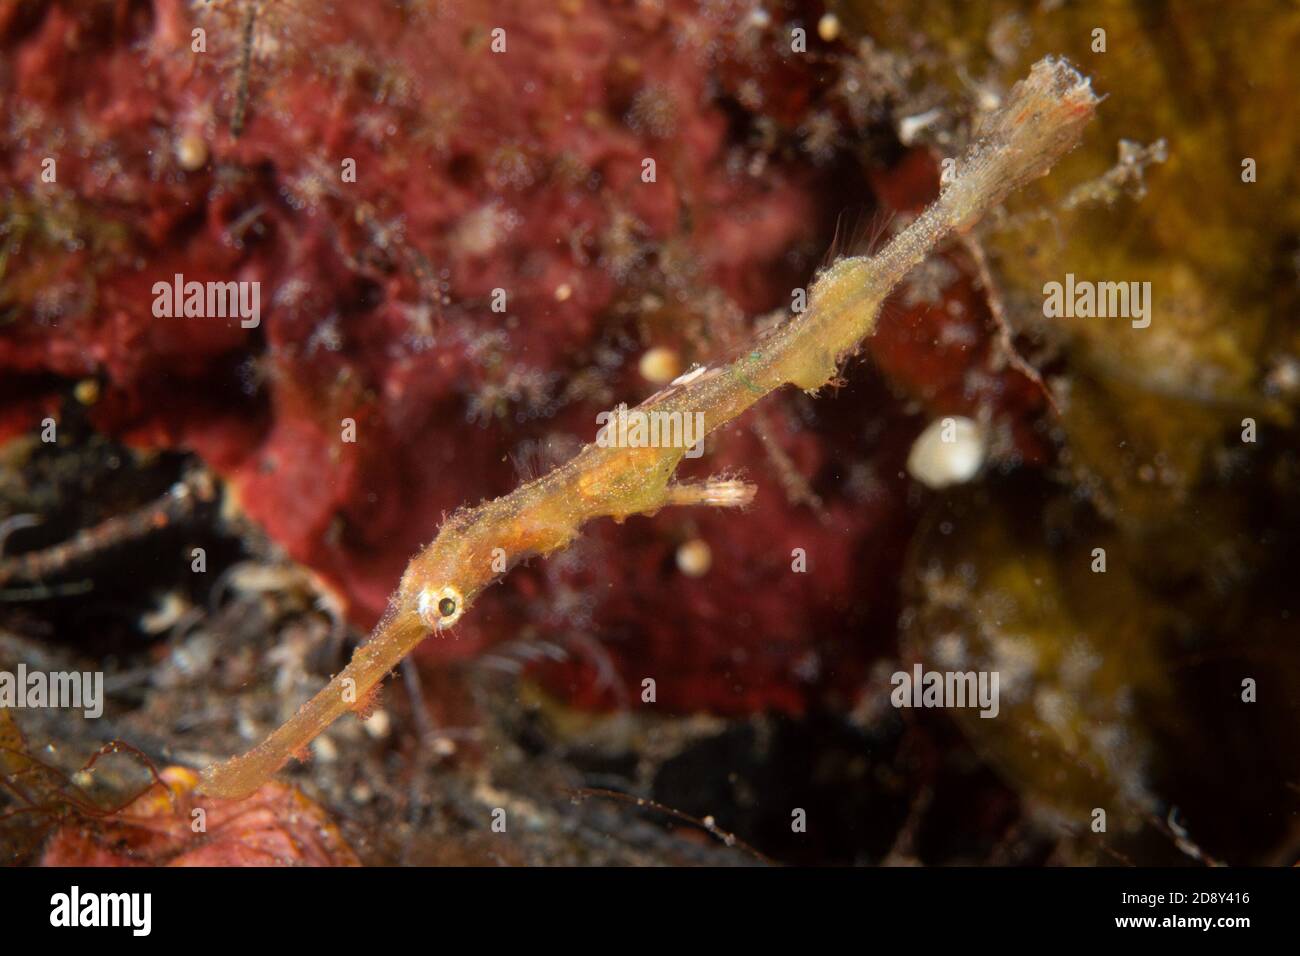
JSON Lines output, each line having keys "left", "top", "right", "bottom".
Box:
{"left": 50, "top": 886, "right": 150, "bottom": 936}
{"left": 595, "top": 405, "right": 705, "bottom": 459}
{"left": 891, "top": 663, "right": 999, "bottom": 718}
{"left": 0, "top": 664, "right": 103, "bottom": 718}
{"left": 151, "top": 273, "right": 261, "bottom": 328}
{"left": 1043, "top": 273, "right": 1151, "bottom": 329}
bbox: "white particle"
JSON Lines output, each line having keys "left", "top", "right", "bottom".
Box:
{"left": 906, "top": 416, "right": 986, "bottom": 488}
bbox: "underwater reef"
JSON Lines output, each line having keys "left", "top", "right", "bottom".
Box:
{"left": 1, "top": 0, "right": 1297, "bottom": 866}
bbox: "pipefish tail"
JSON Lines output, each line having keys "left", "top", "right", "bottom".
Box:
{"left": 200, "top": 57, "right": 1099, "bottom": 799}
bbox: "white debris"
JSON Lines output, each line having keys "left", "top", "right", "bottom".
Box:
{"left": 906, "top": 416, "right": 985, "bottom": 488}
{"left": 817, "top": 13, "right": 841, "bottom": 42}
{"left": 897, "top": 107, "right": 944, "bottom": 146}
{"left": 639, "top": 346, "right": 682, "bottom": 384}
{"left": 676, "top": 538, "right": 712, "bottom": 577}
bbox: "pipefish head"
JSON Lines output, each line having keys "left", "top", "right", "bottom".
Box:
{"left": 398, "top": 511, "right": 500, "bottom": 634}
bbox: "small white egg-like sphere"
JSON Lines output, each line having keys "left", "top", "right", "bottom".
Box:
{"left": 639, "top": 346, "right": 682, "bottom": 385}
{"left": 906, "top": 416, "right": 985, "bottom": 489}
{"left": 675, "top": 538, "right": 712, "bottom": 577}
{"left": 175, "top": 132, "right": 209, "bottom": 171}
{"left": 817, "top": 13, "right": 841, "bottom": 42}
{"left": 74, "top": 378, "right": 100, "bottom": 406}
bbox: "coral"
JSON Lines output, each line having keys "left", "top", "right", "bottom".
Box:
{"left": 1, "top": 706, "right": 357, "bottom": 865}
{"left": 39, "top": 768, "right": 360, "bottom": 866}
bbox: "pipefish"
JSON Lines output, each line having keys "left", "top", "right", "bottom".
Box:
{"left": 200, "top": 57, "right": 1099, "bottom": 799}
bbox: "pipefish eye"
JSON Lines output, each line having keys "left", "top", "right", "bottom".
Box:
{"left": 418, "top": 585, "right": 464, "bottom": 630}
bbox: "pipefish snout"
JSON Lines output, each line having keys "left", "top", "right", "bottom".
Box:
{"left": 199, "top": 56, "right": 1100, "bottom": 800}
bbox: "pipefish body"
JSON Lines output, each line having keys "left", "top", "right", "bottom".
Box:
{"left": 200, "top": 57, "right": 1099, "bottom": 799}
